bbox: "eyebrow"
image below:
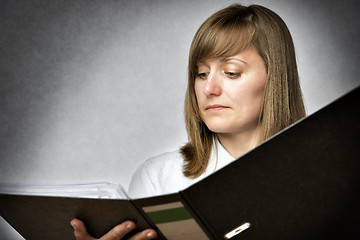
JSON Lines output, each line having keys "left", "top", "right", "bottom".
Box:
{"left": 196, "top": 57, "right": 248, "bottom": 67}
{"left": 222, "top": 57, "right": 247, "bottom": 64}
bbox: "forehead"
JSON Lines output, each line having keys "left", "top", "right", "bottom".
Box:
{"left": 197, "top": 45, "right": 262, "bottom": 66}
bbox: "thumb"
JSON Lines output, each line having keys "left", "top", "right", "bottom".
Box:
{"left": 71, "top": 219, "right": 95, "bottom": 240}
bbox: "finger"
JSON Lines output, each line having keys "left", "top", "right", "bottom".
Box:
{"left": 71, "top": 219, "right": 94, "bottom": 240}
{"left": 100, "top": 221, "right": 136, "bottom": 240}
{"left": 128, "top": 229, "right": 157, "bottom": 240}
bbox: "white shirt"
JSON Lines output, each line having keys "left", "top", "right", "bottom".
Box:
{"left": 128, "top": 141, "right": 234, "bottom": 199}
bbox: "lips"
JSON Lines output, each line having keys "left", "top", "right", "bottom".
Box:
{"left": 205, "top": 104, "right": 230, "bottom": 111}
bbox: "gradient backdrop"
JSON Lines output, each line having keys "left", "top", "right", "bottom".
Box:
{"left": 1, "top": 0, "right": 359, "bottom": 238}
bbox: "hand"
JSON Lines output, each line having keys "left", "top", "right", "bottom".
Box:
{"left": 70, "top": 219, "right": 157, "bottom": 240}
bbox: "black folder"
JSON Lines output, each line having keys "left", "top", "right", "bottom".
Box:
{"left": 1, "top": 87, "right": 359, "bottom": 240}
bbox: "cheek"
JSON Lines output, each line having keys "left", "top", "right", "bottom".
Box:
{"left": 194, "top": 81, "right": 203, "bottom": 103}
{"left": 229, "top": 77, "right": 266, "bottom": 113}
{"left": 245, "top": 79, "right": 266, "bottom": 115}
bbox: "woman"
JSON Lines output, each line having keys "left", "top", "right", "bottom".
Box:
{"left": 72, "top": 3, "right": 306, "bottom": 240}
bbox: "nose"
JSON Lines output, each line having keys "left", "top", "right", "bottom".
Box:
{"left": 203, "top": 73, "right": 222, "bottom": 97}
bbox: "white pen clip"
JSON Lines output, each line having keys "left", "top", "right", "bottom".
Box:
{"left": 224, "top": 222, "right": 251, "bottom": 239}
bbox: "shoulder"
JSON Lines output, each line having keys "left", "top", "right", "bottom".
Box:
{"left": 141, "top": 151, "right": 183, "bottom": 172}
{"left": 128, "top": 151, "right": 185, "bottom": 198}
{"left": 133, "top": 151, "right": 184, "bottom": 182}
{"left": 128, "top": 141, "right": 235, "bottom": 199}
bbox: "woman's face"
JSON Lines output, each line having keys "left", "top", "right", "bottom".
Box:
{"left": 194, "top": 46, "right": 267, "bottom": 137}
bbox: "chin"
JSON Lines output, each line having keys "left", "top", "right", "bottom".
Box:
{"left": 206, "top": 124, "right": 232, "bottom": 134}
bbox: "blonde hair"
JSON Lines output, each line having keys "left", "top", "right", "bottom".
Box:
{"left": 181, "top": 4, "right": 306, "bottom": 178}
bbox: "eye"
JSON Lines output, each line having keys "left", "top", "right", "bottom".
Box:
{"left": 225, "top": 72, "right": 241, "bottom": 79}
{"left": 195, "top": 72, "right": 209, "bottom": 80}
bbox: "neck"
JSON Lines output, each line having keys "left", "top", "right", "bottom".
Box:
{"left": 216, "top": 124, "right": 262, "bottom": 159}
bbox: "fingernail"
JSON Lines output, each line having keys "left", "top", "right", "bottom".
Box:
{"left": 70, "top": 222, "right": 76, "bottom": 229}
{"left": 126, "top": 223, "right": 133, "bottom": 229}
{"left": 146, "top": 232, "right": 153, "bottom": 238}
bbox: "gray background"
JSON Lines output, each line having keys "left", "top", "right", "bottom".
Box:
{"left": 1, "top": 0, "right": 359, "bottom": 239}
